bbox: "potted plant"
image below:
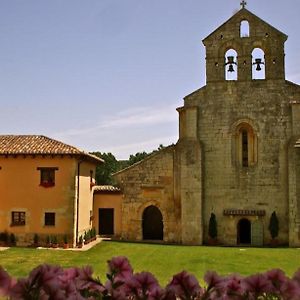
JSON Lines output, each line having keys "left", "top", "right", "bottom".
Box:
{"left": 208, "top": 213, "right": 218, "bottom": 245}
{"left": 46, "top": 235, "right": 51, "bottom": 248}
{"left": 268, "top": 211, "right": 279, "bottom": 246}
{"left": 63, "top": 235, "right": 69, "bottom": 249}
{"left": 33, "top": 233, "right": 39, "bottom": 247}
{"left": 89, "top": 229, "right": 93, "bottom": 242}
{"left": 0, "top": 231, "right": 9, "bottom": 246}
{"left": 52, "top": 236, "right": 58, "bottom": 248}
{"left": 78, "top": 235, "right": 83, "bottom": 248}
{"left": 84, "top": 231, "right": 90, "bottom": 245}
{"left": 92, "top": 228, "right": 96, "bottom": 241}
{"left": 9, "top": 233, "right": 16, "bottom": 246}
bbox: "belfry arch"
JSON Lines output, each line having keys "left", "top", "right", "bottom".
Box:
{"left": 252, "top": 48, "right": 265, "bottom": 79}
{"left": 225, "top": 49, "right": 238, "bottom": 81}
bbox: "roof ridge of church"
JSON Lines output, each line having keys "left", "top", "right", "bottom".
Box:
{"left": 202, "top": 8, "right": 287, "bottom": 43}
{"left": 112, "top": 144, "right": 175, "bottom": 176}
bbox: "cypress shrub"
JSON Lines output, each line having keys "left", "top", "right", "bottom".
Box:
{"left": 268, "top": 211, "right": 279, "bottom": 239}
{"left": 208, "top": 213, "right": 217, "bottom": 239}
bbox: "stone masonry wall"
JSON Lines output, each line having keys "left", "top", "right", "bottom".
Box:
{"left": 114, "top": 146, "right": 181, "bottom": 243}
{"left": 184, "top": 80, "right": 300, "bottom": 245}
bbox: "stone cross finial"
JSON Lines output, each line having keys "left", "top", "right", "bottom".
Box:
{"left": 240, "top": 0, "right": 247, "bottom": 9}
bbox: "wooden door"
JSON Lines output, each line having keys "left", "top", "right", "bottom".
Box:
{"left": 98, "top": 208, "right": 114, "bottom": 235}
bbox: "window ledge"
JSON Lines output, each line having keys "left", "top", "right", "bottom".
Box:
{"left": 40, "top": 183, "right": 55, "bottom": 188}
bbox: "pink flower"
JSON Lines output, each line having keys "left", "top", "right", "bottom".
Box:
{"left": 125, "top": 271, "right": 162, "bottom": 299}
{"left": 107, "top": 256, "right": 133, "bottom": 283}
{"left": 0, "top": 267, "right": 12, "bottom": 297}
{"left": 280, "top": 279, "right": 300, "bottom": 300}
{"left": 223, "top": 274, "right": 244, "bottom": 297}
{"left": 242, "top": 273, "right": 273, "bottom": 297}
{"left": 75, "top": 266, "right": 105, "bottom": 294}
{"left": 204, "top": 270, "right": 223, "bottom": 290}
{"left": 9, "top": 264, "right": 64, "bottom": 299}
{"left": 265, "top": 268, "right": 288, "bottom": 295}
{"left": 293, "top": 268, "right": 300, "bottom": 284}
{"left": 166, "top": 270, "right": 203, "bottom": 299}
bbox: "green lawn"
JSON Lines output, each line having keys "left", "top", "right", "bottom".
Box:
{"left": 1, "top": 241, "right": 299, "bottom": 285}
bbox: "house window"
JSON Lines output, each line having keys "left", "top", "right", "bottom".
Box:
{"left": 37, "top": 167, "right": 58, "bottom": 187}
{"left": 44, "top": 212, "right": 55, "bottom": 226}
{"left": 11, "top": 211, "right": 25, "bottom": 226}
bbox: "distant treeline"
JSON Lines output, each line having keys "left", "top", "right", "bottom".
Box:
{"left": 90, "top": 144, "right": 165, "bottom": 185}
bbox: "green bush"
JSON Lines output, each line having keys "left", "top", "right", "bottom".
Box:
{"left": 33, "top": 234, "right": 39, "bottom": 245}
{"left": 63, "top": 235, "right": 68, "bottom": 244}
{"left": 268, "top": 211, "right": 279, "bottom": 239}
{"left": 52, "top": 236, "right": 58, "bottom": 244}
{"left": 0, "top": 231, "right": 9, "bottom": 243}
{"left": 46, "top": 235, "right": 51, "bottom": 245}
{"left": 9, "top": 233, "right": 16, "bottom": 246}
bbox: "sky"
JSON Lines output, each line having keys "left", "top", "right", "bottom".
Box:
{"left": 1, "top": 0, "right": 300, "bottom": 159}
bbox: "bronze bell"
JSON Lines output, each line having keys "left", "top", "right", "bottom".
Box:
{"left": 254, "top": 58, "right": 263, "bottom": 71}
{"left": 228, "top": 64, "right": 235, "bottom": 72}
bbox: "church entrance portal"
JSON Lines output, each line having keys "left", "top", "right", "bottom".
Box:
{"left": 142, "top": 205, "right": 163, "bottom": 240}
{"left": 237, "top": 218, "right": 251, "bottom": 244}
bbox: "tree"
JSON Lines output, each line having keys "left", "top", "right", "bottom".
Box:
{"left": 91, "top": 152, "right": 119, "bottom": 185}
{"left": 128, "top": 151, "right": 149, "bottom": 166}
{"left": 268, "top": 211, "right": 279, "bottom": 239}
{"left": 208, "top": 213, "right": 217, "bottom": 239}
{"left": 90, "top": 145, "right": 170, "bottom": 185}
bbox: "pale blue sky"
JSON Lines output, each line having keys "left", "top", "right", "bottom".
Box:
{"left": 1, "top": 1, "right": 300, "bottom": 159}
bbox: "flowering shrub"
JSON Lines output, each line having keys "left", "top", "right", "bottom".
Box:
{"left": 1, "top": 256, "right": 300, "bottom": 299}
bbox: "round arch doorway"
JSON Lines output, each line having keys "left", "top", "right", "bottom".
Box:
{"left": 142, "top": 205, "right": 163, "bottom": 240}
{"left": 237, "top": 218, "right": 251, "bottom": 244}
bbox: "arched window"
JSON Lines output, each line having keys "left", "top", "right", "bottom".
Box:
{"left": 241, "top": 129, "right": 248, "bottom": 167}
{"left": 235, "top": 122, "right": 257, "bottom": 167}
{"left": 252, "top": 48, "right": 265, "bottom": 80}
{"left": 225, "top": 49, "right": 238, "bottom": 81}
{"left": 240, "top": 20, "right": 250, "bottom": 37}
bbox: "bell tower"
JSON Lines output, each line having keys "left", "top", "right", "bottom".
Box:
{"left": 202, "top": 6, "right": 287, "bottom": 83}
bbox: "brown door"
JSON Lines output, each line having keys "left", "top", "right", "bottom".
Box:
{"left": 99, "top": 208, "right": 114, "bottom": 235}
{"left": 237, "top": 218, "right": 251, "bottom": 244}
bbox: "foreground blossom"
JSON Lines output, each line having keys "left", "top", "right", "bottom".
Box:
{"left": 0, "top": 267, "right": 13, "bottom": 296}
{"left": 0, "top": 258, "right": 299, "bottom": 299}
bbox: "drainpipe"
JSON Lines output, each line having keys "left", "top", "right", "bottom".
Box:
{"left": 76, "top": 158, "right": 84, "bottom": 245}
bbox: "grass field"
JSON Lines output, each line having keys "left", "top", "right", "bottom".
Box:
{"left": 1, "top": 241, "right": 299, "bottom": 285}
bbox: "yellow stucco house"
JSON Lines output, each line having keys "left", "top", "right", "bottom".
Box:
{"left": 0, "top": 135, "right": 103, "bottom": 247}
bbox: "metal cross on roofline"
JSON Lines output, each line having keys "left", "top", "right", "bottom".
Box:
{"left": 240, "top": 0, "right": 247, "bottom": 9}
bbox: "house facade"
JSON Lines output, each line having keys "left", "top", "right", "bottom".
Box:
{"left": 93, "top": 185, "right": 122, "bottom": 238}
{"left": 114, "top": 7, "right": 300, "bottom": 247}
{"left": 0, "top": 135, "right": 103, "bottom": 247}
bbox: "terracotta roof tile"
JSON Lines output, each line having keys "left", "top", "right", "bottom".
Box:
{"left": 93, "top": 185, "right": 121, "bottom": 193}
{"left": 0, "top": 135, "right": 103, "bottom": 163}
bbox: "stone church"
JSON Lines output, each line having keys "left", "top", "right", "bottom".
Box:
{"left": 114, "top": 6, "right": 300, "bottom": 247}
